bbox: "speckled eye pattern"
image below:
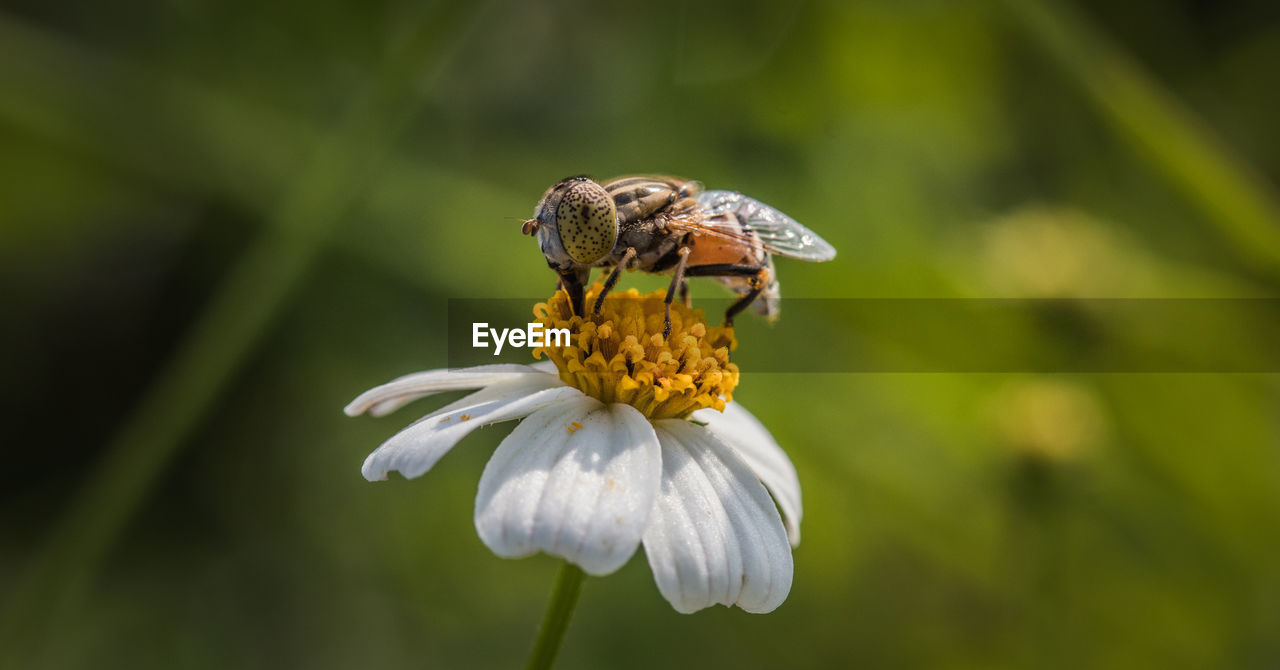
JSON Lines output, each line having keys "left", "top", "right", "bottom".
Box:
{"left": 556, "top": 181, "right": 617, "bottom": 263}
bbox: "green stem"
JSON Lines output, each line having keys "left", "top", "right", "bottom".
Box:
{"left": 525, "top": 562, "right": 587, "bottom": 670}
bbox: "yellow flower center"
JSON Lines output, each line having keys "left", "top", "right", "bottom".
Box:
{"left": 532, "top": 283, "right": 739, "bottom": 420}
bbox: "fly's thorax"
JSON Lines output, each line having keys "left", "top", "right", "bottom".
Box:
{"left": 607, "top": 218, "right": 683, "bottom": 270}
{"left": 604, "top": 175, "right": 701, "bottom": 223}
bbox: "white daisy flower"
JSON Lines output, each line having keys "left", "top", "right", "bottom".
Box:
{"left": 345, "top": 286, "right": 802, "bottom": 614}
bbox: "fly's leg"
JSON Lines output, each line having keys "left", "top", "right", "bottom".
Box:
{"left": 723, "top": 267, "right": 771, "bottom": 327}
{"left": 663, "top": 247, "right": 691, "bottom": 339}
{"left": 593, "top": 247, "right": 637, "bottom": 317}
{"left": 678, "top": 280, "right": 690, "bottom": 308}
{"left": 682, "top": 263, "right": 771, "bottom": 328}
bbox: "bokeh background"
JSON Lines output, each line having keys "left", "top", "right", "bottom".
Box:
{"left": 3, "top": 0, "right": 1280, "bottom": 668}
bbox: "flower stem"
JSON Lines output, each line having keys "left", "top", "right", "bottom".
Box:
{"left": 525, "top": 562, "right": 587, "bottom": 670}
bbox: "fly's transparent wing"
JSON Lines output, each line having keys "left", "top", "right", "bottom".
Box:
{"left": 693, "top": 190, "right": 836, "bottom": 261}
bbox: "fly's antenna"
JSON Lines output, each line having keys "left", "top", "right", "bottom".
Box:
{"left": 504, "top": 215, "right": 540, "bottom": 235}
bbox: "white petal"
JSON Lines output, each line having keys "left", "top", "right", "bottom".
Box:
{"left": 475, "top": 398, "right": 662, "bottom": 576}
{"left": 642, "top": 420, "right": 793, "bottom": 614}
{"left": 361, "top": 374, "right": 580, "bottom": 481}
{"left": 529, "top": 359, "right": 558, "bottom": 374}
{"left": 345, "top": 364, "right": 558, "bottom": 418}
{"left": 693, "top": 402, "right": 804, "bottom": 546}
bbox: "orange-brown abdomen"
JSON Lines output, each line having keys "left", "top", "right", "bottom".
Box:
{"left": 684, "top": 221, "right": 761, "bottom": 267}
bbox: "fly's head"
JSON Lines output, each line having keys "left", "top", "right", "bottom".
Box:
{"left": 523, "top": 176, "right": 618, "bottom": 270}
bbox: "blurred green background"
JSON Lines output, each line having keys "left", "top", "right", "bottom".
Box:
{"left": 3, "top": 0, "right": 1280, "bottom": 668}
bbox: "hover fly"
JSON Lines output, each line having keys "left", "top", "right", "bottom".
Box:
{"left": 521, "top": 175, "right": 836, "bottom": 336}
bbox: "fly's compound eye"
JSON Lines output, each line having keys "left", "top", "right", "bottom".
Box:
{"left": 556, "top": 181, "right": 618, "bottom": 264}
